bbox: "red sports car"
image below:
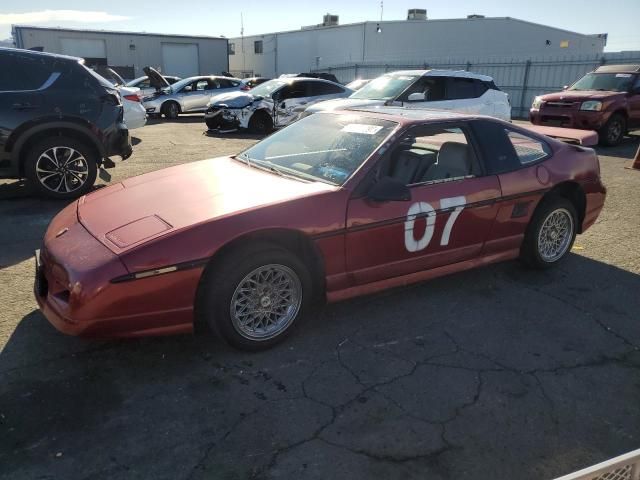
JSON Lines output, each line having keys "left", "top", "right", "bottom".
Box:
{"left": 35, "top": 109, "right": 606, "bottom": 350}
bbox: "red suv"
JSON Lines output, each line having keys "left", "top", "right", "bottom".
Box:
{"left": 530, "top": 64, "right": 640, "bottom": 146}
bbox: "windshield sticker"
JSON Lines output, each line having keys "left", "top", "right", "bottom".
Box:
{"left": 616, "top": 73, "right": 632, "bottom": 78}
{"left": 342, "top": 124, "right": 383, "bottom": 135}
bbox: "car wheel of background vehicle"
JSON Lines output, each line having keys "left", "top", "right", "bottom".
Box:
{"left": 162, "top": 101, "right": 180, "bottom": 119}
{"left": 598, "top": 113, "right": 625, "bottom": 146}
{"left": 248, "top": 111, "right": 273, "bottom": 134}
{"left": 520, "top": 195, "right": 577, "bottom": 269}
{"left": 197, "top": 244, "right": 312, "bottom": 351}
{"left": 205, "top": 118, "right": 220, "bottom": 130}
{"left": 25, "top": 137, "right": 98, "bottom": 199}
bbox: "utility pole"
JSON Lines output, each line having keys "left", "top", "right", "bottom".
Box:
{"left": 241, "top": 13, "right": 245, "bottom": 73}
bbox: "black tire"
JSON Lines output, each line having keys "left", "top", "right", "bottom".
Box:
{"left": 25, "top": 136, "right": 98, "bottom": 199}
{"left": 248, "top": 111, "right": 273, "bottom": 134}
{"left": 197, "top": 243, "right": 313, "bottom": 351}
{"left": 162, "top": 101, "right": 180, "bottom": 119}
{"left": 598, "top": 113, "right": 626, "bottom": 146}
{"left": 205, "top": 118, "right": 220, "bottom": 130}
{"left": 520, "top": 195, "right": 577, "bottom": 269}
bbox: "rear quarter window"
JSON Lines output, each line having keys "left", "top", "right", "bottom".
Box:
{"left": 0, "top": 53, "right": 53, "bottom": 91}
{"left": 506, "top": 130, "right": 551, "bottom": 164}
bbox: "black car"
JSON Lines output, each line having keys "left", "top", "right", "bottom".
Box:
{"left": 0, "top": 48, "right": 132, "bottom": 199}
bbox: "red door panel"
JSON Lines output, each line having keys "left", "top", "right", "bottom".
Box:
{"left": 345, "top": 176, "right": 501, "bottom": 286}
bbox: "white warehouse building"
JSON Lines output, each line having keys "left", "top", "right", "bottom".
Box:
{"left": 228, "top": 12, "right": 608, "bottom": 79}
{"left": 12, "top": 25, "right": 229, "bottom": 79}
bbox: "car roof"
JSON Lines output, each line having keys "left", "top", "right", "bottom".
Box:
{"left": 384, "top": 69, "right": 494, "bottom": 82}
{"left": 594, "top": 64, "right": 640, "bottom": 73}
{"left": 0, "top": 46, "right": 82, "bottom": 63}
{"left": 286, "top": 77, "right": 344, "bottom": 86}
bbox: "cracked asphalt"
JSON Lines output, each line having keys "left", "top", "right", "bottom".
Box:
{"left": 1, "top": 117, "right": 639, "bottom": 480}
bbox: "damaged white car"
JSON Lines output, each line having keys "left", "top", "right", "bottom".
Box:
{"left": 204, "top": 77, "right": 352, "bottom": 133}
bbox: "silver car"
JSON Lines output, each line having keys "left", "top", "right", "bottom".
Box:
{"left": 126, "top": 74, "right": 182, "bottom": 97}
{"left": 142, "top": 70, "right": 243, "bottom": 119}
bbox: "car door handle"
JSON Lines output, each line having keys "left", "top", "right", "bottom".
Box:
{"left": 12, "top": 102, "right": 37, "bottom": 110}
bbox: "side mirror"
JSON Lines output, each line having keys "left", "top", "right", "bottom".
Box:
{"left": 367, "top": 177, "right": 411, "bottom": 202}
{"left": 562, "top": 85, "right": 569, "bottom": 90}
{"left": 280, "top": 101, "right": 286, "bottom": 108}
{"left": 407, "top": 92, "right": 426, "bottom": 102}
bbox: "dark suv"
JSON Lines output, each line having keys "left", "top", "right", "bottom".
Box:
{"left": 530, "top": 64, "right": 640, "bottom": 146}
{"left": 0, "top": 48, "right": 132, "bottom": 198}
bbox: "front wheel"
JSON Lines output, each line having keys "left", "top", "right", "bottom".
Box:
{"left": 520, "top": 196, "right": 577, "bottom": 269}
{"left": 598, "top": 113, "right": 625, "bottom": 146}
{"left": 248, "top": 111, "right": 273, "bottom": 134}
{"left": 197, "top": 244, "right": 312, "bottom": 350}
{"left": 162, "top": 101, "right": 180, "bottom": 119}
{"left": 25, "top": 137, "right": 98, "bottom": 199}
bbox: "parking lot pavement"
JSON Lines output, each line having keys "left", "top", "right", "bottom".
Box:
{"left": 1, "top": 117, "right": 639, "bottom": 480}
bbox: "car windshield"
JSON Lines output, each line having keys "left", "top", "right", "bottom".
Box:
{"left": 248, "top": 79, "right": 287, "bottom": 98}
{"left": 236, "top": 113, "right": 397, "bottom": 185}
{"left": 350, "top": 74, "right": 420, "bottom": 100}
{"left": 569, "top": 73, "right": 634, "bottom": 92}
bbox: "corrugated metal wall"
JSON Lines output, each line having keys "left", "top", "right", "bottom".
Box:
{"left": 312, "top": 51, "right": 640, "bottom": 118}
{"left": 14, "top": 27, "right": 228, "bottom": 79}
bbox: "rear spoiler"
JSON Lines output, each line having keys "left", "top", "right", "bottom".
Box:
{"left": 521, "top": 125, "right": 599, "bottom": 147}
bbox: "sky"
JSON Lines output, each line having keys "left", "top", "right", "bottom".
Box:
{"left": 1, "top": 0, "right": 639, "bottom": 52}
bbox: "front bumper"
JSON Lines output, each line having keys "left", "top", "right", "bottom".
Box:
{"left": 204, "top": 106, "right": 241, "bottom": 129}
{"left": 34, "top": 201, "right": 198, "bottom": 338}
{"left": 530, "top": 107, "right": 610, "bottom": 131}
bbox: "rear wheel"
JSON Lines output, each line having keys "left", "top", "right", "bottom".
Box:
{"left": 197, "top": 244, "right": 312, "bottom": 351}
{"left": 25, "top": 136, "right": 98, "bottom": 199}
{"left": 521, "top": 196, "right": 577, "bottom": 269}
{"left": 248, "top": 111, "right": 273, "bottom": 134}
{"left": 598, "top": 113, "right": 625, "bottom": 146}
{"left": 162, "top": 101, "right": 180, "bottom": 119}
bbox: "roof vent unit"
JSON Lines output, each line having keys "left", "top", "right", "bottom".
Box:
{"left": 323, "top": 14, "right": 339, "bottom": 26}
{"left": 407, "top": 9, "right": 427, "bottom": 20}
{"left": 467, "top": 14, "right": 485, "bottom": 19}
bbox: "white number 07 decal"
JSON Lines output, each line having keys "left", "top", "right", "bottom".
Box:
{"left": 404, "top": 196, "right": 466, "bottom": 252}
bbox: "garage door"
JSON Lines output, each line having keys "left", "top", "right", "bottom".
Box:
{"left": 60, "top": 38, "right": 106, "bottom": 59}
{"left": 162, "top": 43, "right": 199, "bottom": 77}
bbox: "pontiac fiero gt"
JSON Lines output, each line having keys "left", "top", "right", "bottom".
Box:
{"left": 35, "top": 109, "right": 606, "bottom": 350}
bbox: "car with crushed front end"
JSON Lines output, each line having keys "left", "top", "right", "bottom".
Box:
{"left": 530, "top": 64, "right": 640, "bottom": 146}
{"left": 0, "top": 47, "right": 132, "bottom": 199}
{"left": 142, "top": 68, "right": 243, "bottom": 119}
{"left": 35, "top": 108, "right": 605, "bottom": 350}
{"left": 204, "top": 77, "right": 352, "bottom": 133}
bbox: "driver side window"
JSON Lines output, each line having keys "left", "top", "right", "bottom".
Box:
{"left": 378, "top": 124, "right": 478, "bottom": 186}
{"left": 398, "top": 77, "right": 446, "bottom": 102}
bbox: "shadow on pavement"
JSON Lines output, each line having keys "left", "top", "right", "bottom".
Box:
{"left": 1, "top": 253, "right": 639, "bottom": 479}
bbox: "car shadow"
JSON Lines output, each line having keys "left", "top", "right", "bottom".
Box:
{"left": 145, "top": 114, "right": 206, "bottom": 125}
{"left": 0, "top": 254, "right": 639, "bottom": 479}
{"left": 593, "top": 132, "right": 639, "bottom": 159}
{"left": 203, "top": 129, "right": 265, "bottom": 140}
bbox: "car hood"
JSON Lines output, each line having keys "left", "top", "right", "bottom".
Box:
{"left": 78, "top": 157, "right": 334, "bottom": 253}
{"left": 305, "top": 98, "right": 385, "bottom": 114}
{"left": 143, "top": 66, "right": 170, "bottom": 90}
{"left": 210, "top": 91, "right": 269, "bottom": 109}
{"left": 539, "top": 90, "right": 624, "bottom": 102}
